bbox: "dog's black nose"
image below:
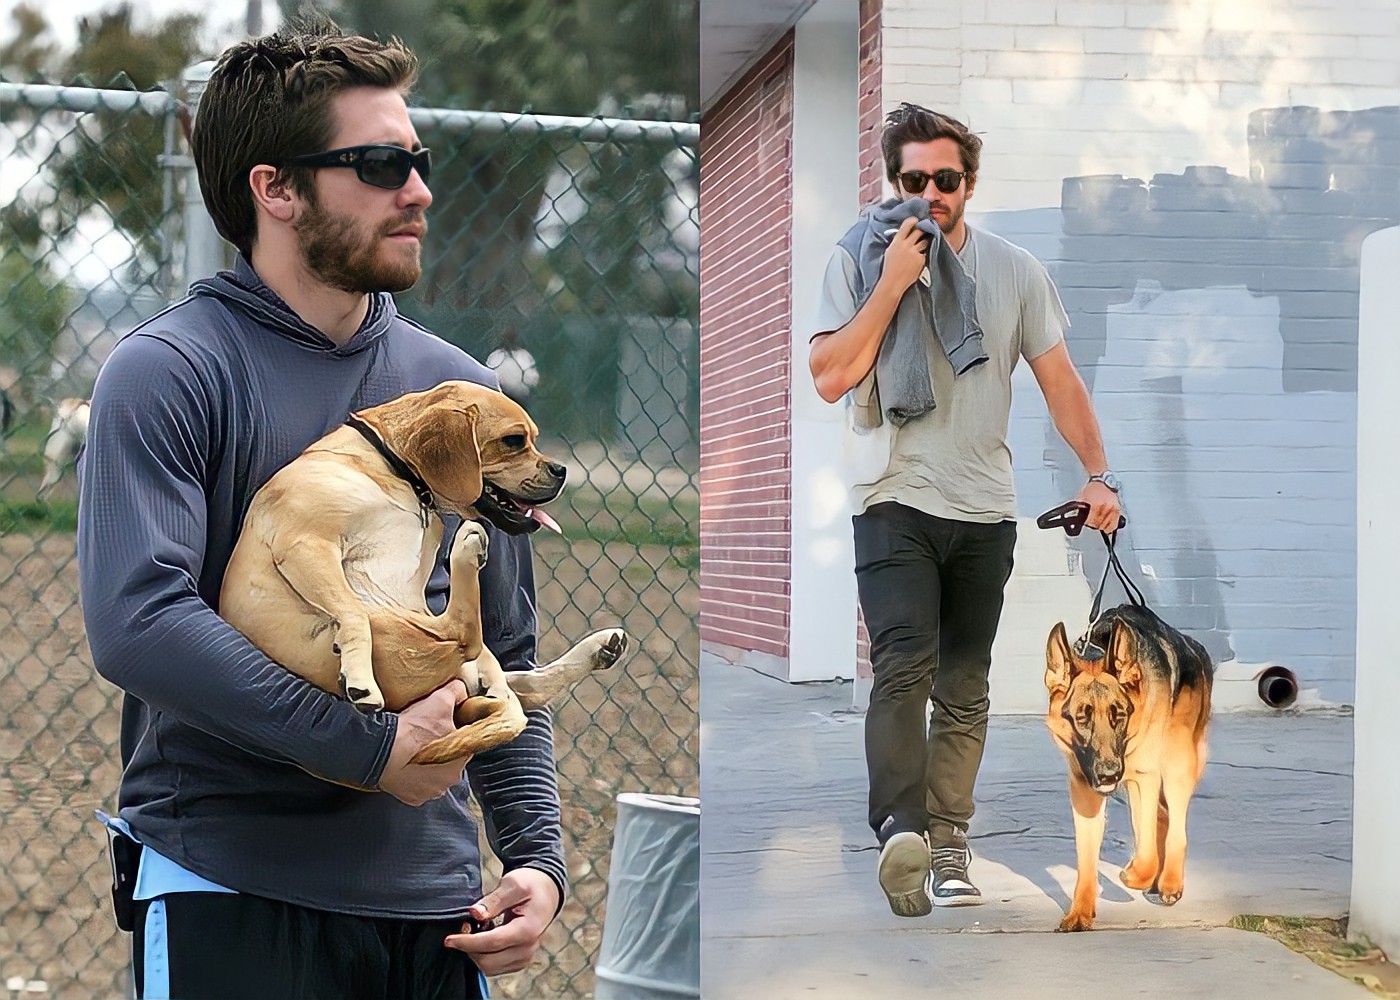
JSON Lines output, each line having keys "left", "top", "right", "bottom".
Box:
{"left": 545, "top": 461, "right": 567, "bottom": 481}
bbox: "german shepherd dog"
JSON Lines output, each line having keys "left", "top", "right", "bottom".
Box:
{"left": 1044, "top": 604, "right": 1213, "bottom": 931}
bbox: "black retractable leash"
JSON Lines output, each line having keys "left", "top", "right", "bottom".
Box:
{"left": 1036, "top": 500, "right": 1144, "bottom": 656}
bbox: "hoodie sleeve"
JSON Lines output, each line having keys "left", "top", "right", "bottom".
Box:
{"left": 462, "top": 525, "right": 568, "bottom": 913}
{"left": 78, "top": 333, "right": 397, "bottom": 789}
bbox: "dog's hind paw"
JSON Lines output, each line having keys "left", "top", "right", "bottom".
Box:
{"left": 597, "top": 629, "right": 629, "bottom": 669}
{"left": 1119, "top": 862, "right": 1156, "bottom": 891}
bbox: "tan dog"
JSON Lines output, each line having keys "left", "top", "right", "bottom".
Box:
{"left": 220, "top": 380, "right": 629, "bottom": 766}
{"left": 1044, "top": 604, "right": 1212, "bottom": 932}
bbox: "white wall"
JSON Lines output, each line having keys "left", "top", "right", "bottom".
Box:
{"left": 788, "top": 0, "right": 861, "bottom": 681}
{"left": 881, "top": 0, "right": 1400, "bottom": 213}
{"left": 874, "top": 0, "right": 1400, "bottom": 710}
{"left": 1351, "top": 226, "right": 1400, "bottom": 958}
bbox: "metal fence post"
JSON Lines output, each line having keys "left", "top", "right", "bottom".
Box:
{"left": 178, "top": 60, "right": 229, "bottom": 286}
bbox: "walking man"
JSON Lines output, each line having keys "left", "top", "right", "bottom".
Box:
{"left": 808, "top": 103, "right": 1122, "bottom": 916}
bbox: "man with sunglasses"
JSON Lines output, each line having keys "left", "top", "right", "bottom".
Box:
{"left": 78, "top": 20, "right": 562, "bottom": 999}
{"left": 809, "top": 103, "right": 1121, "bottom": 917}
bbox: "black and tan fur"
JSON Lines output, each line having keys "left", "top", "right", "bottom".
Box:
{"left": 1044, "top": 604, "right": 1213, "bottom": 932}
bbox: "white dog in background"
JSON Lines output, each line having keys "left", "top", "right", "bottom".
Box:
{"left": 38, "top": 398, "right": 90, "bottom": 497}
{"left": 485, "top": 347, "right": 540, "bottom": 406}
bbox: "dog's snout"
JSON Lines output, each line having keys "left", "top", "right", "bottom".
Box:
{"left": 545, "top": 461, "right": 567, "bottom": 481}
{"left": 1094, "top": 762, "right": 1123, "bottom": 784}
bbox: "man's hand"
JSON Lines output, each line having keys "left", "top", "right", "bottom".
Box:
{"left": 1075, "top": 479, "right": 1123, "bottom": 534}
{"left": 443, "top": 867, "right": 561, "bottom": 976}
{"left": 879, "top": 216, "right": 930, "bottom": 294}
{"left": 376, "top": 679, "right": 470, "bottom": 806}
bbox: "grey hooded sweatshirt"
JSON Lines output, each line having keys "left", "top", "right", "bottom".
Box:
{"left": 77, "top": 256, "right": 566, "bottom": 917}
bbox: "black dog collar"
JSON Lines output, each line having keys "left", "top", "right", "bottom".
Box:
{"left": 345, "top": 413, "right": 437, "bottom": 520}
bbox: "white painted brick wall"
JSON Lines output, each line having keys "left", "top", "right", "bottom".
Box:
{"left": 869, "top": 0, "right": 1400, "bottom": 709}
{"left": 1012, "top": 25, "right": 1084, "bottom": 51}
{"left": 1057, "top": 3, "right": 1127, "bottom": 28}
{"left": 961, "top": 24, "right": 1016, "bottom": 48}
{"left": 1081, "top": 26, "right": 1158, "bottom": 53}
{"left": 884, "top": 0, "right": 1400, "bottom": 211}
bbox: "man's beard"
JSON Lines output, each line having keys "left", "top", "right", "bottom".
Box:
{"left": 933, "top": 200, "right": 964, "bottom": 236}
{"left": 296, "top": 198, "right": 424, "bottom": 295}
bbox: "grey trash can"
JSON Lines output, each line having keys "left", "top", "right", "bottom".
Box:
{"left": 594, "top": 793, "right": 700, "bottom": 999}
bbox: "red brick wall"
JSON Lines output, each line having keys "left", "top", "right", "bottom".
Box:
{"left": 856, "top": 0, "right": 882, "bottom": 676}
{"left": 858, "top": 0, "right": 885, "bottom": 207}
{"left": 699, "top": 33, "right": 795, "bottom": 660}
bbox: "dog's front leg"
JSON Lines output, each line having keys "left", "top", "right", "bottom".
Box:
{"left": 1120, "top": 771, "right": 1162, "bottom": 891}
{"left": 504, "top": 629, "right": 631, "bottom": 711}
{"left": 438, "top": 521, "right": 488, "bottom": 659}
{"left": 1155, "top": 755, "right": 1197, "bottom": 905}
{"left": 270, "top": 540, "right": 383, "bottom": 711}
{"left": 1060, "top": 776, "right": 1107, "bottom": 932}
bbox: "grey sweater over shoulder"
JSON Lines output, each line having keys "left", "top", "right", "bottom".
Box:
{"left": 77, "top": 256, "right": 566, "bottom": 918}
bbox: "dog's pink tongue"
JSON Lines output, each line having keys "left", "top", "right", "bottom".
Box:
{"left": 523, "top": 506, "right": 562, "bottom": 533}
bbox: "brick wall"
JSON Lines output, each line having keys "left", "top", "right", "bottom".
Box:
{"left": 854, "top": 0, "right": 882, "bottom": 683}
{"left": 699, "top": 34, "right": 796, "bottom": 659}
{"left": 857, "top": 0, "right": 886, "bottom": 205}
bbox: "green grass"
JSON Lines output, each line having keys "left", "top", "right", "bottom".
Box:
{"left": 553, "top": 484, "right": 697, "bottom": 549}
{"left": 0, "top": 482, "right": 699, "bottom": 550}
{"left": 0, "top": 499, "right": 77, "bottom": 533}
{"left": 1, "top": 420, "right": 48, "bottom": 479}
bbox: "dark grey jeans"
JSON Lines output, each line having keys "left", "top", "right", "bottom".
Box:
{"left": 853, "top": 501, "right": 1017, "bottom": 849}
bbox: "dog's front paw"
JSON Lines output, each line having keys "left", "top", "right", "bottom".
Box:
{"left": 1057, "top": 909, "right": 1095, "bottom": 932}
{"left": 339, "top": 671, "right": 385, "bottom": 713}
{"left": 454, "top": 521, "right": 490, "bottom": 570}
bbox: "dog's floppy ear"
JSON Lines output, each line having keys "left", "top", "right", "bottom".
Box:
{"left": 361, "top": 386, "right": 484, "bottom": 507}
{"left": 1045, "top": 621, "right": 1075, "bottom": 698}
{"left": 403, "top": 401, "right": 483, "bottom": 508}
{"left": 1106, "top": 620, "right": 1142, "bottom": 689}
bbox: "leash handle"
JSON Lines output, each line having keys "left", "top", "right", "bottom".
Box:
{"left": 1036, "top": 500, "right": 1145, "bottom": 627}
{"left": 1035, "top": 499, "right": 1125, "bottom": 537}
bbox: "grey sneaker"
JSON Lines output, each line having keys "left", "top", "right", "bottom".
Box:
{"left": 877, "top": 830, "right": 933, "bottom": 917}
{"left": 930, "top": 833, "right": 984, "bottom": 907}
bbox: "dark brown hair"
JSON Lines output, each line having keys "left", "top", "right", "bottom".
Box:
{"left": 881, "top": 103, "right": 982, "bottom": 183}
{"left": 190, "top": 16, "right": 419, "bottom": 257}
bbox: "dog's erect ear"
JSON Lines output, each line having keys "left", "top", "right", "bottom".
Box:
{"left": 1106, "top": 620, "right": 1142, "bottom": 689}
{"left": 1045, "top": 621, "right": 1074, "bottom": 697}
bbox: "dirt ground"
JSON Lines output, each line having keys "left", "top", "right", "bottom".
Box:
{"left": 0, "top": 529, "right": 697, "bottom": 1000}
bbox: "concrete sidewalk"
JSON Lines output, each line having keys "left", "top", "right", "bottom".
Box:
{"left": 700, "top": 652, "right": 1369, "bottom": 999}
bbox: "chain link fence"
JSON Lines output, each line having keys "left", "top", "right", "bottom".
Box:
{"left": 0, "top": 75, "right": 698, "bottom": 999}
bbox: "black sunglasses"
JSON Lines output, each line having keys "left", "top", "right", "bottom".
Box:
{"left": 284, "top": 144, "right": 432, "bottom": 190}
{"left": 898, "top": 168, "right": 968, "bottom": 195}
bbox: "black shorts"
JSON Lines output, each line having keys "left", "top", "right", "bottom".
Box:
{"left": 133, "top": 892, "right": 488, "bottom": 1000}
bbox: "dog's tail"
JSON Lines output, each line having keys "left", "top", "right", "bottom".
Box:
{"left": 408, "top": 694, "right": 528, "bottom": 765}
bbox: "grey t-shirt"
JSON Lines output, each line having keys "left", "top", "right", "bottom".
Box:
{"left": 811, "top": 224, "right": 1068, "bottom": 522}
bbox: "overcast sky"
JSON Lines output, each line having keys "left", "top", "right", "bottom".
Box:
{"left": 3, "top": 0, "right": 278, "bottom": 60}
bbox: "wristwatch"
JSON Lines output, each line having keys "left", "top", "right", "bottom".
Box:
{"left": 1087, "top": 471, "right": 1121, "bottom": 493}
